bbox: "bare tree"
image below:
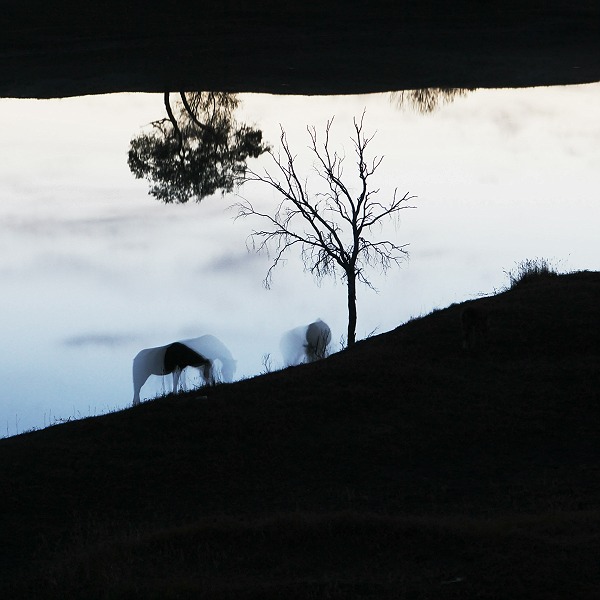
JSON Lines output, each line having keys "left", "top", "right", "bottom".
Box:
{"left": 236, "top": 113, "right": 415, "bottom": 347}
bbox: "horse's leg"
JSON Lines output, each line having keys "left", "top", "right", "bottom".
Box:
{"left": 132, "top": 371, "right": 144, "bottom": 405}
{"left": 178, "top": 367, "right": 187, "bottom": 392}
{"left": 172, "top": 367, "right": 181, "bottom": 395}
{"left": 202, "top": 361, "right": 213, "bottom": 385}
{"left": 132, "top": 357, "right": 151, "bottom": 406}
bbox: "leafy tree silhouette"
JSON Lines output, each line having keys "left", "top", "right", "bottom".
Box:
{"left": 390, "top": 88, "right": 473, "bottom": 113}
{"left": 236, "top": 113, "right": 415, "bottom": 347}
{"left": 128, "top": 92, "right": 268, "bottom": 203}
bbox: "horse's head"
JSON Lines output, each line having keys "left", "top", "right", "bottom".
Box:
{"left": 221, "top": 358, "right": 237, "bottom": 383}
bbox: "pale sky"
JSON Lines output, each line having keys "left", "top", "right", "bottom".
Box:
{"left": 1, "top": 84, "right": 599, "bottom": 435}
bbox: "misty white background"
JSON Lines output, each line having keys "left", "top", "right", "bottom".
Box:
{"left": 1, "top": 84, "right": 598, "bottom": 435}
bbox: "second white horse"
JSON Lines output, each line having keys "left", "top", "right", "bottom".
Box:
{"left": 280, "top": 319, "right": 332, "bottom": 366}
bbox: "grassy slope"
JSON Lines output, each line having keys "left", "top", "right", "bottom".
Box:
{"left": 1, "top": 271, "right": 599, "bottom": 598}
{"left": 2, "top": 0, "right": 600, "bottom": 96}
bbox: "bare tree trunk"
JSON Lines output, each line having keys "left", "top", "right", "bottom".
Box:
{"left": 346, "top": 271, "right": 357, "bottom": 347}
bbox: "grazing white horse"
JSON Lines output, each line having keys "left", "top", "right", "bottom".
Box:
{"left": 132, "top": 334, "right": 236, "bottom": 406}
{"left": 280, "top": 319, "right": 332, "bottom": 366}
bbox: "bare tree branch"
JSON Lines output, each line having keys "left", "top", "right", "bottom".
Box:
{"left": 179, "top": 91, "right": 213, "bottom": 133}
{"left": 163, "top": 92, "right": 183, "bottom": 155}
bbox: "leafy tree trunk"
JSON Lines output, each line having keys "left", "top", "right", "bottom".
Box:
{"left": 346, "top": 269, "right": 357, "bottom": 347}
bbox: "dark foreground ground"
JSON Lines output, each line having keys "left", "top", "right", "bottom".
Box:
{"left": 1, "top": 271, "right": 599, "bottom": 598}
{"left": 2, "top": 0, "right": 600, "bottom": 97}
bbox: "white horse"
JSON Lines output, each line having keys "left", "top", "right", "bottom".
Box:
{"left": 132, "top": 334, "right": 236, "bottom": 406}
{"left": 280, "top": 319, "right": 332, "bottom": 366}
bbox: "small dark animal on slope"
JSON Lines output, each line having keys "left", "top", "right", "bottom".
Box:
{"left": 461, "top": 306, "right": 489, "bottom": 352}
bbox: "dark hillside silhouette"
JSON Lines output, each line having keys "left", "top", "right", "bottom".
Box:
{"left": 2, "top": 0, "right": 600, "bottom": 97}
{"left": 1, "top": 271, "right": 599, "bottom": 598}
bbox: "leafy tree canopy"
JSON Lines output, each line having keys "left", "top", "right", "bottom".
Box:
{"left": 390, "top": 87, "right": 473, "bottom": 113}
{"left": 128, "top": 92, "right": 269, "bottom": 203}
